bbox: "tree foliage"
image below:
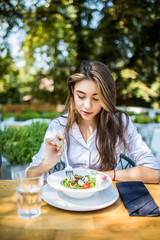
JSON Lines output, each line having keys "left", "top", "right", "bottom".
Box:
{"left": 97, "top": 0, "right": 160, "bottom": 107}
{"left": 0, "top": 0, "right": 160, "bottom": 107}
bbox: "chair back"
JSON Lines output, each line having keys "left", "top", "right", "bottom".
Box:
{"left": 117, "top": 154, "right": 136, "bottom": 170}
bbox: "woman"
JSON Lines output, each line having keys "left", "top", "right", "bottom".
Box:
{"left": 27, "top": 60, "right": 160, "bottom": 183}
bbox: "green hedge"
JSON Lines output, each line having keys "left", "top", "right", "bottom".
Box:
{"left": 154, "top": 115, "right": 160, "bottom": 123}
{"left": 0, "top": 122, "right": 48, "bottom": 166}
{"left": 2, "top": 109, "right": 60, "bottom": 121}
{"left": 2, "top": 112, "right": 16, "bottom": 119}
{"left": 15, "top": 111, "right": 42, "bottom": 121}
{"left": 2, "top": 109, "right": 160, "bottom": 124}
{"left": 133, "top": 114, "right": 154, "bottom": 124}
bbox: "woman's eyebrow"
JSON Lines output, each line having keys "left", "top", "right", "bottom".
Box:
{"left": 76, "top": 90, "right": 98, "bottom": 96}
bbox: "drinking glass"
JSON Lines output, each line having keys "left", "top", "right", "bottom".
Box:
{"left": 15, "top": 170, "right": 44, "bottom": 219}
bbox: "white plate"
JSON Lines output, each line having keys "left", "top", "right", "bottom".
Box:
{"left": 47, "top": 169, "right": 112, "bottom": 199}
{"left": 42, "top": 184, "right": 119, "bottom": 212}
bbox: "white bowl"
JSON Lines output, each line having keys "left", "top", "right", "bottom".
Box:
{"left": 47, "top": 169, "right": 112, "bottom": 199}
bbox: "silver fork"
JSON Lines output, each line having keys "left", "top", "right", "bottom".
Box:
{"left": 65, "top": 165, "right": 74, "bottom": 181}
{"left": 64, "top": 143, "right": 74, "bottom": 181}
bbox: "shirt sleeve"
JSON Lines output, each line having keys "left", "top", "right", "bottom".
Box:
{"left": 26, "top": 118, "right": 64, "bottom": 179}
{"left": 124, "top": 116, "right": 160, "bottom": 169}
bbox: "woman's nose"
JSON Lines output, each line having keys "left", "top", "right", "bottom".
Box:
{"left": 84, "top": 99, "right": 91, "bottom": 108}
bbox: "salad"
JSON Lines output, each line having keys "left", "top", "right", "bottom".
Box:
{"left": 62, "top": 174, "right": 96, "bottom": 189}
{"left": 61, "top": 173, "right": 108, "bottom": 189}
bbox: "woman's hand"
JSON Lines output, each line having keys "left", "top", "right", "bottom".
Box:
{"left": 42, "top": 132, "right": 65, "bottom": 174}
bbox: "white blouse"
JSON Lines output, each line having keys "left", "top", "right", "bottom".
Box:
{"left": 28, "top": 114, "right": 160, "bottom": 179}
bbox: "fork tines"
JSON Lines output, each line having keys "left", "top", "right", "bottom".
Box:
{"left": 65, "top": 169, "right": 74, "bottom": 181}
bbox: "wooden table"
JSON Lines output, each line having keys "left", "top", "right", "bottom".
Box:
{"left": 0, "top": 180, "right": 160, "bottom": 240}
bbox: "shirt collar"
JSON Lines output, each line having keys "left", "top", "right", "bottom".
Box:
{"left": 70, "top": 122, "right": 97, "bottom": 147}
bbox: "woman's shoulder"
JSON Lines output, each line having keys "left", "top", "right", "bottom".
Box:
{"left": 115, "top": 111, "right": 135, "bottom": 134}
{"left": 115, "top": 110, "right": 130, "bottom": 124}
{"left": 49, "top": 113, "right": 68, "bottom": 128}
{"left": 116, "top": 111, "right": 137, "bottom": 136}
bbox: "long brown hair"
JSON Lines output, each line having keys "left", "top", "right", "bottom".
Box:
{"left": 65, "top": 60, "right": 129, "bottom": 170}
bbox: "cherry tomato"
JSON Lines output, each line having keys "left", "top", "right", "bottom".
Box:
{"left": 82, "top": 183, "right": 90, "bottom": 189}
{"left": 75, "top": 177, "right": 80, "bottom": 182}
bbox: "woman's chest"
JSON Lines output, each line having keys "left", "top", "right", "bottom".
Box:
{"left": 67, "top": 136, "right": 99, "bottom": 169}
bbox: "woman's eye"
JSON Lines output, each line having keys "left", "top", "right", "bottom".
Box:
{"left": 78, "top": 95, "right": 84, "bottom": 99}
{"left": 77, "top": 95, "right": 99, "bottom": 101}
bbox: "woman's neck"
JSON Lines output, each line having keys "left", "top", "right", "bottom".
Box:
{"left": 78, "top": 119, "right": 97, "bottom": 143}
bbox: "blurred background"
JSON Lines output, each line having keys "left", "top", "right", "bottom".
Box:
{"left": 0, "top": 0, "right": 160, "bottom": 179}
{"left": 0, "top": 0, "right": 160, "bottom": 108}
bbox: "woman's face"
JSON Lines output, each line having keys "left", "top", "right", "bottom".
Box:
{"left": 73, "top": 79, "right": 102, "bottom": 122}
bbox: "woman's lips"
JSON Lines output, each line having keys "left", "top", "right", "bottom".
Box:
{"left": 81, "top": 110, "right": 93, "bottom": 115}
